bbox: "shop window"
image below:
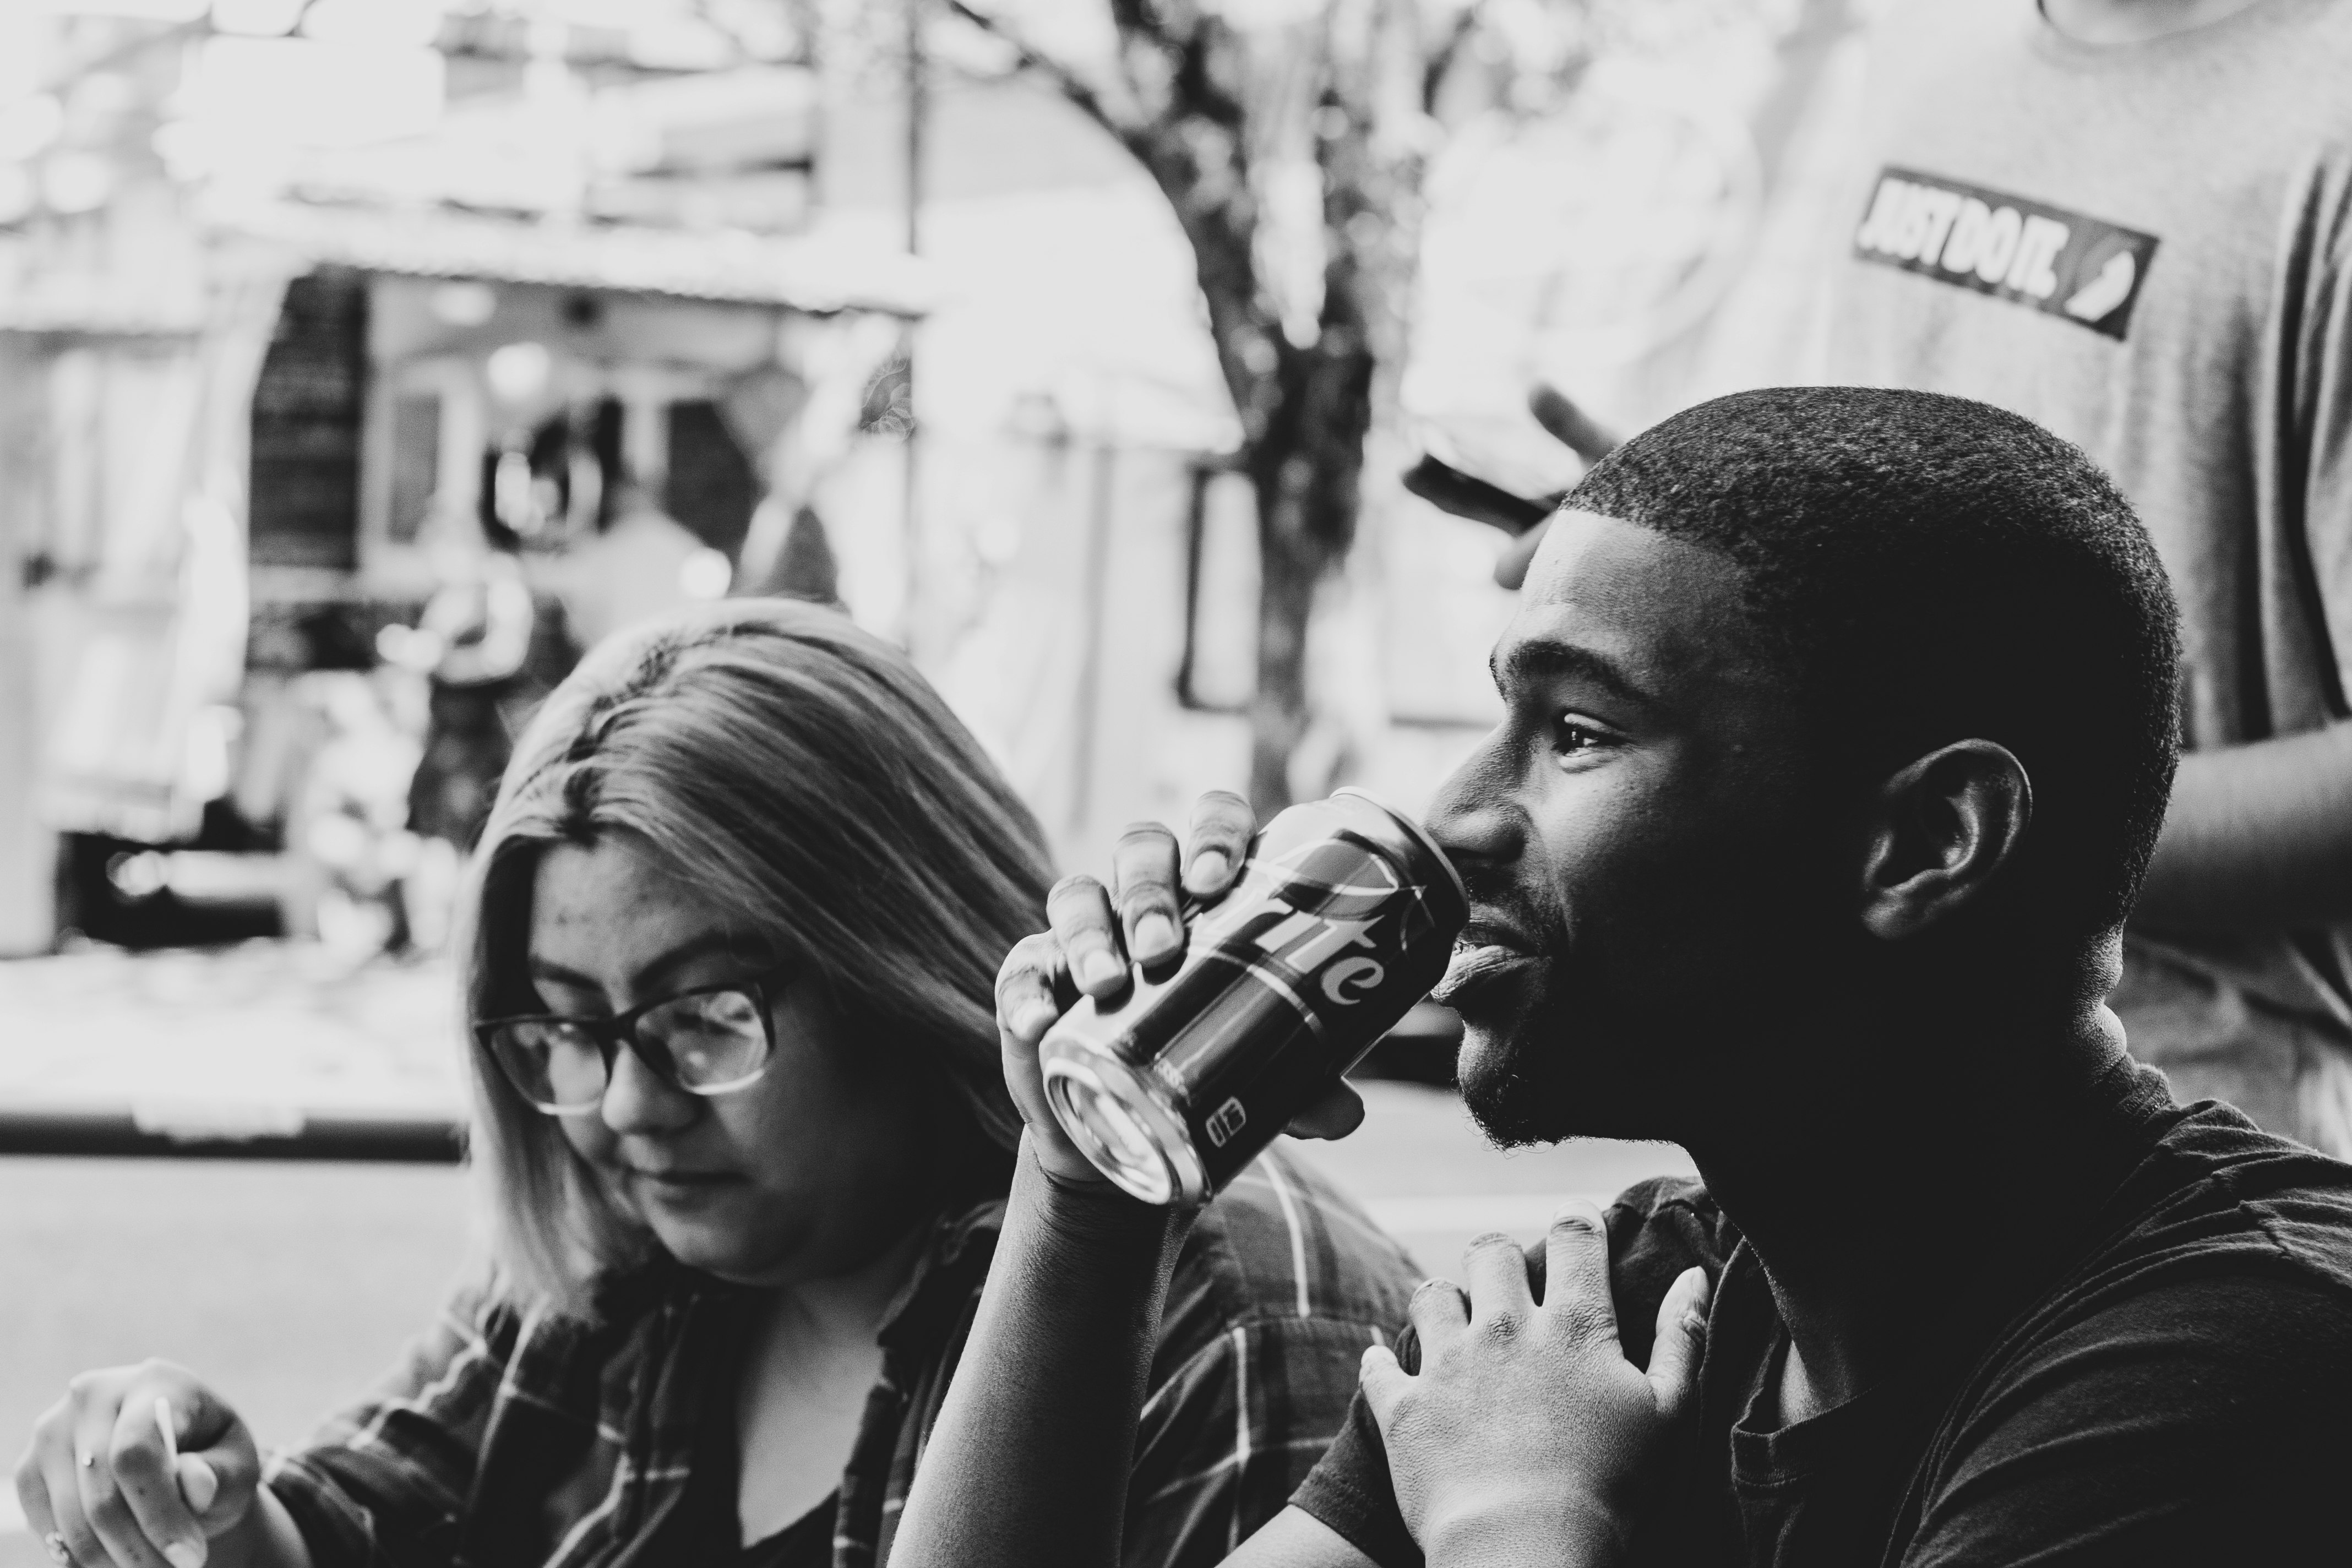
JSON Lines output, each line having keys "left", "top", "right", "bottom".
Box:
{"left": 249, "top": 268, "right": 369, "bottom": 570}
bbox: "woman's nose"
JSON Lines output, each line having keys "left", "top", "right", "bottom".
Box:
{"left": 599, "top": 1041, "right": 698, "bottom": 1137}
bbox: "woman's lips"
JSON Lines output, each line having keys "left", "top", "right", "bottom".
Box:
{"left": 627, "top": 1167, "right": 738, "bottom": 1196}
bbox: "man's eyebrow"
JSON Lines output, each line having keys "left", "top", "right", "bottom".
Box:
{"left": 1490, "top": 638, "right": 1661, "bottom": 714}
{"left": 525, "top": 930, "right": 749, "bottom": 997}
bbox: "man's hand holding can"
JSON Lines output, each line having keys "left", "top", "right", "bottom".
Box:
{"left": 996, "top": 791, "right": 1261, "bottom": 1189}
{"left": 995, "top": 788, "right": 1464, "bottom": 1203}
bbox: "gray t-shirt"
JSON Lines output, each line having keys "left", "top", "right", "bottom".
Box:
{"left": 1826, "top": 0, "right": 2352, "bottom": 1143}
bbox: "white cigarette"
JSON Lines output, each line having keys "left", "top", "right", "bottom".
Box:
{"left": 155, "top": 1397, "right": 178, "bottom": 1469}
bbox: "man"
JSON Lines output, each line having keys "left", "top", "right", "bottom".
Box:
{"left": 1828, "top": 0, "right": 2352, "bottom": 1154}
{"left": 892, "top": 388, "right": 2352, "bottom": 1566}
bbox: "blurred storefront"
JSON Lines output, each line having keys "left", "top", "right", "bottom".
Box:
{"left": 0, "top": 4, "right": 925, "bottom": 954}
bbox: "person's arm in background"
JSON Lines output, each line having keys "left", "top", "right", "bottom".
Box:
{"left": 2132, "top": 722, "right": 2352, "bottom": 930}
{"left": 1402, "top": 387, "right": 1618, "bottom": 591}
{"left": 2133, "top": 184, "right": 2352, "bottom": 935}
{"left": 891, "top": 805, "right": 1379, "bottom": 1568}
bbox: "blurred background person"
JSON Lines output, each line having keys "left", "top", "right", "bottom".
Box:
{"left": 364, "top": 497, "right": 568, "bottom": 965}
{"left": 384, "top": 499, "right": 567, "bottom": 857}
{"left": 1409, "top": 0, "right": 2352, "bottom": 1157}
{"left": 1825, "top": 0, "right": 2352, "bottom": 1154}
{"left": 281, "top": 668, "right": 427, "bottom": 961}
{"left": 12, "top": 601, "right": 1415, "bottom": 1568}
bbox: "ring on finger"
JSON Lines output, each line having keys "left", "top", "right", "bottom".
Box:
{"left": 42, "top": 1530, "right": 74, "bottom": 1565}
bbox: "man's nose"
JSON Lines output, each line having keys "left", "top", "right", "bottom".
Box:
{"left": 1425, "top": 732, "right": 1524, "bottom": 876}
{"left": 600, "top": 1040, "right": 698, "bottom": 1137}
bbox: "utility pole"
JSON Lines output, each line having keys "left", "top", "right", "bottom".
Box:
{"left": 898, "top": 0, "right": 925, "bottom": 652}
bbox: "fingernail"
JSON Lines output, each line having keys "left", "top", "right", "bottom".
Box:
{"left": 180, "top": 1456, "right": 220, "bottom": 1513}
{"left": 165, "top": 1542, "right": 208, "bottom": 1568}
{"left": 1132, "top": 911, "right": 1178, "bottom": 959}
{"left": 1076, "top": 946, "right": 1126, "bottom": 990}
{"left": 1184, "top": 850, "right": 1230, "bottom": 892}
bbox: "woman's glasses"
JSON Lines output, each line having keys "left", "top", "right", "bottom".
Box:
{"left": 477, "top": 974, "right": 791, "bottom": 1115}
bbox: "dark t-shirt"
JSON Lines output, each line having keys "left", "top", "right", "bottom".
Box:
{"left": 1291, "top": 1057, "right": 2352, "bottom": 1565}
{"left": 679, "top": 1363, "right": 839, "bottom": 1567}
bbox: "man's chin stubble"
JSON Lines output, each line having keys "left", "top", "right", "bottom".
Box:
{"left": 1455, "top": 1005, "right": 1583, "bottom": 1147}
{"left": 1455, "top": 1006, "right": 1679, "bottom": 1148}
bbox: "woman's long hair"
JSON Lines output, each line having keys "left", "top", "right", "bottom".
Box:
{"left": 460, "top": 600, "right": 1055, "bottom": 1310}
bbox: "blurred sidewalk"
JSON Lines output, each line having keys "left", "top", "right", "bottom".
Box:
{"left": 0, "top": 943, "right": 466, "bottom": 1155}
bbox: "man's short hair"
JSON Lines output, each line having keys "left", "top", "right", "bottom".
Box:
{"left": 1565, "top": 385, "right": 2181, "bottom": 944}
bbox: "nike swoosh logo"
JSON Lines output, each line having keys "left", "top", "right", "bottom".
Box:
{"left": 2064, "top": 251, "right": 2138, "bottom": 322}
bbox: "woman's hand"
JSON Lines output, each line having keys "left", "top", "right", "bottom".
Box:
{"left": 15, "top": 1361, "right": 260, "bottom": 1568}
{"left": 993, "top": 790, "right": 1367, "bottom": 1190}
{"left": 1360, "top": 1203, "right": 1711, "bottom": 1567}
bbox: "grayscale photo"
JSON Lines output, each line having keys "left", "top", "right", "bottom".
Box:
{"left": 2, "top": 1, "right": 2348, "bottom": 1564}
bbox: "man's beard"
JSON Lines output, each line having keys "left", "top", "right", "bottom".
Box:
{"left": 1457, "top": 1020, "right": 1570, "bottom": 1147}
{"left": 1455, "top": 974, "right": 1681, "bottom": 1148}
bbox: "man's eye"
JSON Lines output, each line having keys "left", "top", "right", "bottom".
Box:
{"left": 1552, "top": 715, "right": 1609, "bottom": 756}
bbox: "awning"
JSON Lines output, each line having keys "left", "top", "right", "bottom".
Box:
{"left": 224, "top": 198, "right": 935, "bottom": 317}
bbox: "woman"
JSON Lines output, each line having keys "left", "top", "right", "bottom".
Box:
{"left": 15, "top": 601, "right": 1418, "bottom": 1568}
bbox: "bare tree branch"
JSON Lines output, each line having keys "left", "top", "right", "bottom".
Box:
{"left": 1420, "top": 1, "right": 1487, "bottom": 115}
{"left": 941, "top": 0, "right": 1138, "bottom": 139}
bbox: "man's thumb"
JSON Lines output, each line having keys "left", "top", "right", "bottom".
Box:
{"left": 1359, "top": 1343, "right": 1411, "bottom": 1435}
{"left": 1645, "top": 1266, "right": 1712, "bottom": 1422}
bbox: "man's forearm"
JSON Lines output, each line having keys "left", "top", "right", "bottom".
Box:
{"left": 2135, "top": 720, "right": 2352, "bottom": 930}
{"left": 891, "top": 1137, "right": 1190, "bottom": 1568}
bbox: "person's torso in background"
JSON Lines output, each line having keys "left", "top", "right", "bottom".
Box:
{"left": 1823, "top": 0, "right": 2352, "bottom": 1151}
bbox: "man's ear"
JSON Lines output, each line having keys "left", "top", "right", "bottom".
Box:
{"left": 1856, "top": 740, "right": 2033, "bottom": 940}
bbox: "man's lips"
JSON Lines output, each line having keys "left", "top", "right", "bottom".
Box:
{"left": 1459, "top": 913, "right": 1539, "bottom": 951}
{"left": 1433, "top": 921, "right": 1544, "bottom": 1005}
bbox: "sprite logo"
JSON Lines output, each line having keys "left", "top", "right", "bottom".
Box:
{"left": 1224, "top": 835, "right": 1430, "bottom": 1008}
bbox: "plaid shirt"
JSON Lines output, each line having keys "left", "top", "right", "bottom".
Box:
{"left": 266, "top": 1146, "right": 1419, "bottom": 1568}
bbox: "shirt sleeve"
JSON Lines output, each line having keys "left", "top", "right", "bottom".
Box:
{"left": 1282, "top": 1331, "right": 1423, "bottom": 1568}
{"left": 2283, "top": 143, "right": 2352, "bottom": 712}
{"left": 1120, "top": 1314, "right": 1392, "bottom": 1568}
{"left": 1902, "top": 1271, "right": 2352, "bottom": 1566}
{"left": 262, "top": 1281, "right": 522, "bottom": 1568}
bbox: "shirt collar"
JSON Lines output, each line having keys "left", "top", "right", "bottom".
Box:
{"left": 876, "top": 1194, "right": 1006, "bottom": 1348}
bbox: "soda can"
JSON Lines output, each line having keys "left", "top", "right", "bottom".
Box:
{"left": 1040, "top": 788, "right": 1468, "bottom": 1205}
